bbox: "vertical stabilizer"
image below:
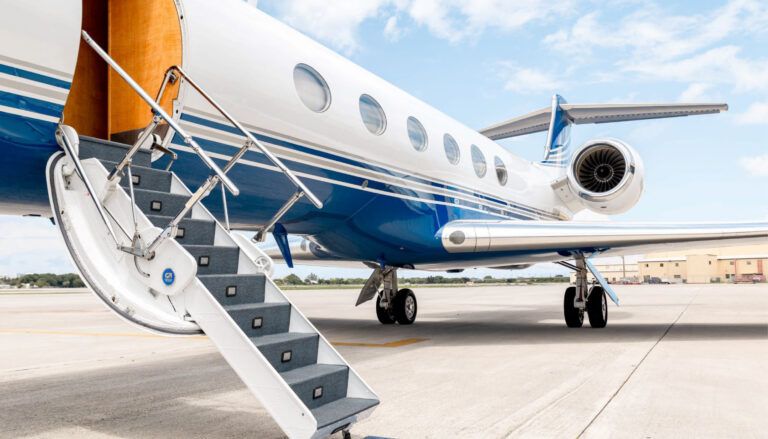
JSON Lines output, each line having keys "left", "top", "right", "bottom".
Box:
{"left": 541, "top": 94, "right": 572, "bottom": 169}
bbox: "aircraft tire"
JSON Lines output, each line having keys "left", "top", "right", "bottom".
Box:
{"left": 393, "top": 289, "right": 417, "bottom": 325}
{"left": 563, "top": 286, "right": 584, "bottom": 328}
{"left": 587, "top": 286, "right": 608, "bottom": 328}
{"left": 376, "top": 291, "right": 396, "bottom": 324}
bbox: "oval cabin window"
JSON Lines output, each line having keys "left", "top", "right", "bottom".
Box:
{"left": 293, "top": 64, "right": 331, "bottom": 113}
{"left": 407, "top": 116, "right": 428, "bottom": 151}
{"left": 443, "top": 134, "right": 460, "bottom": 165}
{"left": 359, "top": 94, "right": 387, "bottom": 135}
{"left": 495, "top": 156, "right": 508, "bottom": 185}
{"left": 471, "top": 144, "right": 487, "bottom": 177}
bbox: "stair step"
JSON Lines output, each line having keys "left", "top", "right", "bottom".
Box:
{"left": 282, "top": 364, "right": 349, "bottom": 410}
{"left": 251, "top": 332, "right": 319, "bottom": 373}
{"left": 78, "top": 136, "right": 151, "bottom": 167}
{"left": 100, "top": 160, "right": 172, "bottom": 193}
{"left": 312, "top": 397, "right": 380, "bottom": 429}
{"left": 225, "top": 302, "right": 291, "bottom": 337}
{"left": 132, "top": 189, "right": 190, "bottom": 218}
{"left": 183, "top": 245, "right": 239, "bottom": 275}
{"left": 147, "top": 215, "right": 216, "bottom": 246}
{"left": 198, "top": 274, "right": 266, "bottom": 304}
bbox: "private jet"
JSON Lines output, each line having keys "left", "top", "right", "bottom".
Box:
{"left": 1, "top": 1, "right": 766, "bottom": 437}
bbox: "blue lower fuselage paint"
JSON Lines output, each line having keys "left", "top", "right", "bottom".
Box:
{"left": 0, "top": 107, "right": 563, "bottom": 267}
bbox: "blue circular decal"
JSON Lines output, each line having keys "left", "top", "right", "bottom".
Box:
{"left": 162, "top": 268, "right": 175, "bottom": 286}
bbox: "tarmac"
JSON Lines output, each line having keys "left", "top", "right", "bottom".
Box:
{"left": 1, "top": 284, "right": 766, "bottom": 439}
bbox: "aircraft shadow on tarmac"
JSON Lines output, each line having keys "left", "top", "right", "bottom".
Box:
{"left": 309, "top": 308, "right": 768, "bottom": 347}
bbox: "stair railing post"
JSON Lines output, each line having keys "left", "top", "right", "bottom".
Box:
{"left": 253, "top": 191, "right": 305, "bottom": 242}
{"left": 55, "top": 125, "right": 121, "bottom": 249}
{"left": 221, "top": 183, "right": 231, "bottom": 232}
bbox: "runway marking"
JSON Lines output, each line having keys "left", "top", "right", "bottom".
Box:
{"left": 330, "top": 338, "right": 428, "bottom": 348}
{"left": 0, "top": 328, "right": 207, "bottom": 340}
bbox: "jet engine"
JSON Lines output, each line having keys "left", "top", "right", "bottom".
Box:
{"left": 552, "top": 139, "right": 644, "bottom": 215}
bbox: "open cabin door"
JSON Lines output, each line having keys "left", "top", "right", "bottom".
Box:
{"left": 63, "top": 0, "right": 184, "bottom": 143}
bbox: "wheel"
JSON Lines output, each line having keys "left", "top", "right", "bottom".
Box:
{"left": 392, "top": 288, "right": 417, "bottom": 325}
{"left": 563, "top": 286, "right": 584, "bottom": 328}
{"left": 586, "top": 286, "right": 608, "bottom": 328}
{"left": 376, "top": 291, "right": 396, "bottom": 324}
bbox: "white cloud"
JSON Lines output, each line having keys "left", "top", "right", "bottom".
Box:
{"left": 262, "top": 0, "right": 572, "bottom": 53}
{"left": 383, "top": 15, "right": 404, "bottom": 41}
{"left": 544, "top": 1, "right": 768, "bottom": 93}
{"left": 679, "top": 83, "right": 714, "bottom": 102}
{"left": 737, "top": 102, "right": 768, "bottom": 125}
{"left": 739, "top": 154, "right": 768, "bottom": 176}
{"left": 499, "top": 63, "right": 564, "bottom": 94}
{"left": 265, "top": 0, "right": 391, "bottom": 54}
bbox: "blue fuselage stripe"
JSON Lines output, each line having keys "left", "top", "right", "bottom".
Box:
{"left": 173, "top": 133, "right": 534, "bottom": 221}
{"left": 0, "top": 63, "right": 71, "bottom": 90}
{"left": 179, "top": 113, "right": 556, "bottom": 219}
{"left": 0, "top": 90, "right": 64, "bottom": 118}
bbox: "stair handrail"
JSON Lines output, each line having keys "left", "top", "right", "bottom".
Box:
{"left": 80, "top": 31, "right": 239, "bottom": 197}
{"left": 55, "top": 125, "right": 121, "bottom": 247}
{"left": 155, "top": 65, "right": 324, "bottom": 210}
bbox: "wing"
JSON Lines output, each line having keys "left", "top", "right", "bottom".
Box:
{"left": 440, "top": 220, "right": 768, "bottom": 262}
{"left": 480, "top": 103, "right": 728, "bottom": 141}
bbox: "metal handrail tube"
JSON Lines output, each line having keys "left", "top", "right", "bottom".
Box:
{"left": 163, "top": 65, "right": 323, "bottom": 209}
{"left": 107, "top": 116, "right": 159, "bottom": 183}
{"left": 80, "top": 31, "right": 239, "bottom": 196}
{"left": 55, "top": 126, "right": 120, "bottom": 247}
{"left": 253, "top": 191, "right": 305, "bottom": 242}
{"left": 146, "top": 175, "right": 221, "bottom": 256}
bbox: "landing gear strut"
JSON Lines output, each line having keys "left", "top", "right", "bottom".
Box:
{"left": 559, "top": 255, "right": 608, "bottom": 328}
{"left": 373, "top": 268, "right": 417, "bottom": 325}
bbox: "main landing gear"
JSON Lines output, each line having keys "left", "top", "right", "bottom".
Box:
{"left": 355, "top": 266, "right": 418, "bottom": 324}
{"left": 560, "top": 256, "right": 608, "bottom": 328}
{"left": 377, "top": 288, "right": 417, "bottom": 325}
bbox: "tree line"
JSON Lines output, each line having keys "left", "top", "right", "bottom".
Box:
{"left": 0, "top": 273, "right": 85, "bottom": 288}
{"left": 275, "top": 273, "right": 568, "bottom": 286}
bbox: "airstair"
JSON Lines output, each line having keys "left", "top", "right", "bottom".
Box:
{"left": 46, "top": 32, "right": 378, "bottom": 439}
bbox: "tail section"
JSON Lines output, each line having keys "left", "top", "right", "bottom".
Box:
{"left": 541, "top": 94, "right": 572, "bottom": 168}
{"left": 479, "top": 97, "right": 728, "bottom": 170}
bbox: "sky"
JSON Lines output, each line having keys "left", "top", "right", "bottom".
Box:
{"left": 1, "top": 0, "right": 767, "bottom": 279}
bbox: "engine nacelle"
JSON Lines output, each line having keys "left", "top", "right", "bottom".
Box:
{"left": 553, "top": 139, "right": 644, "bottom": 215}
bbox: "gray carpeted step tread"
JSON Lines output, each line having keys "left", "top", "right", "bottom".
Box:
{"left": 133, "top": 189, "right": 191, "bottom": 218}
{"left": 251, "top": 332, "right": 319, "bottom": 373}
{"left": 198, "top": 274, "right": 266, "bottom": 304}
{"left": 147, "top": 215, "right": 216, "bottom": 246}
{"left": 282, "top": 364, "right": 349, "bottom": 409}
{"left": 182, "top": 245, "right": 239, "bottom": 275}
{"left": 78, "top": 136, "right": 151, "bottom": 167}
{"left": 312, "top": 397, "right": 380, "bottom": 429}
{"left": 99, "top": 160, "right": 172, "bottom": 193}
{"left": 225, "top": 302, "right": 291, "bottom": 337}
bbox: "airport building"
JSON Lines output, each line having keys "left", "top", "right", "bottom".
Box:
{"left": 638, "top": 244, "right": 768, "bottom": 284}
{"left": 571, "top": 244, "right": 768, "bottom": 284}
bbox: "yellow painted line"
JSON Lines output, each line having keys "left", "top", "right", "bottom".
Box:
{"left": 0, "top": 328, "right": 206, "bottom": 340}
{"left": 331, "top": 337, "right": 428, "bottom": 348}
{"left": 0, "top": 328, "right": 428, "bottom": 348}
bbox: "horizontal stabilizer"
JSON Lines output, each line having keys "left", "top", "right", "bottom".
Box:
{"left": 480, "top": 102, "right": 728, "bottom": 141}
